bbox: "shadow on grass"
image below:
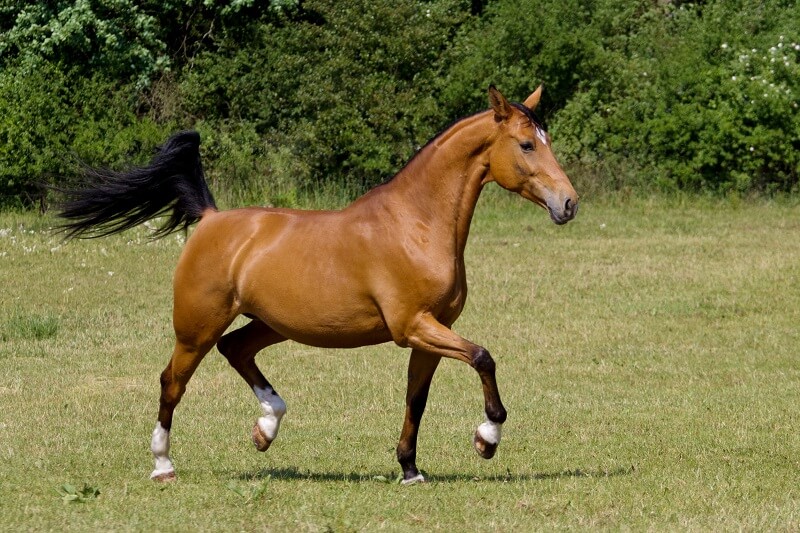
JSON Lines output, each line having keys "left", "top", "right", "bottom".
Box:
{"left": 230, "top": 465, "right": 635, "bottom": 483}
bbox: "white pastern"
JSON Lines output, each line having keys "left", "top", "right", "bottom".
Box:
{"left": 477, "top": 419, "right": 502, "bottom": 445}
{"left": 401, "top": 474, "right": 426, "bottom": 485}
{"left": 253, "top": 386, "right": 287, "bottom": 441}
{"left": 150, "top": 422, "right": 175, "bottom": 478}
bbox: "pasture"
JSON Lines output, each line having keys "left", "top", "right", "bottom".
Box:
{"left": 1, "top": 193, "right": 799, "bottom": 530}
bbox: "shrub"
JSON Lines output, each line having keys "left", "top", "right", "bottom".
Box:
{"left": 0, "top": 60, "right": 173, "bottom": 207}
{"left": 180, "top": 0, "right": 470, "bottom": 197}
{"left": 551, "top": 1, "right": 800, "bottom": 193}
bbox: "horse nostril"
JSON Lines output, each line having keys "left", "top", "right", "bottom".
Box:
{"left": 564, "top": 198, "right": 573, "bottom": 212}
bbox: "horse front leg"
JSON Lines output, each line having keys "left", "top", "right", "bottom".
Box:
{"left": 403, "top": 315, "right": 507, "bottom": 469}
{"left": 396, "top": 349, "right": 441, "bottom": 484}
{"left": 470, "top": 345, "right": 506, "bottom": 459}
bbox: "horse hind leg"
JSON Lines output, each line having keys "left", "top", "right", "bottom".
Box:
{"left": 216, "top": 319, "right": 288, "bottom": 452}
{"left": 150, "top": 290, "right": 236, "bottom": 481}
{"left": 151, "top": 332, "right": 225, "bottom": 481}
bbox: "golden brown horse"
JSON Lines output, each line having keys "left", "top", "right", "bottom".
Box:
{"left": 59, "top": 86, "right": 578, "bottom": 484}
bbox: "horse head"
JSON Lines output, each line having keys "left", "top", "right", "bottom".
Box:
{"left": 485, "top": 85, "right": 578, "bottom": 225}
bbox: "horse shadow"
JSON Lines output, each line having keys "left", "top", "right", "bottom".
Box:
{"left": 228, "top": 465, "right": 635, "bottom": 484}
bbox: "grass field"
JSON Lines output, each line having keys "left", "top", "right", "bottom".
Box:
{"left": 1, "top": 193, "right": 799, "bottom": 530}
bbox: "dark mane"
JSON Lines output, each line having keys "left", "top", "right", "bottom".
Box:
{"left": 510, "top": 102, "right": 546, "bottom": 130}
{"left": 380, "top": 109, "right": 487, "bottom": 185}
{"left": 383, "top": 102, "right": 545, "bottom": 185}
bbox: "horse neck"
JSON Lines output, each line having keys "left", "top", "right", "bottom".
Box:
{"left": 382, "top": 111, "right": 495, "bottom": 254}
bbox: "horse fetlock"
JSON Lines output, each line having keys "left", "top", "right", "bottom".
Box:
{"left": 252, "top": 386, "right": 286, "bottom": 450}
{"left": 150, "top": 422, "right": 176, "bottom": 480}
{"left": 487, "top": 404, "right": 507, "bottom": 425}
{"left": 473, "top": 420, "right": 502, "bottom": 459}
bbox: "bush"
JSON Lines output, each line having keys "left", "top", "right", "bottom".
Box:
{"left": 551, "top": 1, "right": 800, "bottom": 193}
{"left": 1, "top": 0, "right": 799, "bottom": 207}
{"left": 180, "top": 0, "right": 470, "bottom": 198}
{"left": 0, "top": 60, "right": 173, "bottom": 207}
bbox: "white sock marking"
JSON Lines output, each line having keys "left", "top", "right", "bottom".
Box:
{"left": 401, "top": 473, "right": 426, "bottom": 485}
{"left": 477, "top": 419, "right": 502, "bottom": 445}
{"left": 150, "top": 422, "right": 174, "bottom": 478}
{"left": 254, "top": 386, "right": 286, "bottom": 441}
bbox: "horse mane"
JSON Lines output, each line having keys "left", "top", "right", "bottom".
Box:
{"left": 383, "top": 101, "right": 544, "bottom": 185}
{"left": 510, "top": 102, "right": 546, "bottom": 130}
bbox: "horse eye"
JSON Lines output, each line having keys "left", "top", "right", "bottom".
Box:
{"left": 520, "top": 141, "right": 534, "bottom": 152}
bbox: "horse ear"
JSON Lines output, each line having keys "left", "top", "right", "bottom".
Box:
{"left": 488, "top": 85, "right": 512, "bottom": 122}
{"left": 523, "top": 85, "right": 544, "bottom": 111}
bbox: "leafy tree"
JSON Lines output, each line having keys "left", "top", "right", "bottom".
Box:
{"left": 181, "top": 0, "right": 471, "bottom": 192}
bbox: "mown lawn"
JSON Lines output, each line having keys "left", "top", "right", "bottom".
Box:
{"left": 1, "top": 194, "right": 798, "bottom": 530}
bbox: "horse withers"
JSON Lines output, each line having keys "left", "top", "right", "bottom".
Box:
{"left": 58, "top": 85, "right": 578, "bottom": 484}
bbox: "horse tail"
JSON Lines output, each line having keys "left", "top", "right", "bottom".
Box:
{"left": 57, "top": 130, "right": 217, "bottom": 239}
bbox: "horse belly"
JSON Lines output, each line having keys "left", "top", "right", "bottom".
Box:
{"left": 249, "top": 297, "right": 392, "bottom": 348}
{"left": 238, "top": 259, "right": 392, "bottom": 349}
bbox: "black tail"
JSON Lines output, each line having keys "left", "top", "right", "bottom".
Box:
{"left": 57, "top": 130, "right": 216, "bottom": 239}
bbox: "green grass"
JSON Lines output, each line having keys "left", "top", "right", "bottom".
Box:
{"left": 1, "top": 193, "right": 799, "bottom": 530}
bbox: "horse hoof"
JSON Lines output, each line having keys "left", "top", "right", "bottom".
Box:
{"left": 401, "top": 473, "right": 426, "bottom": 485}
{"left": 151, "top": 470, "right": 176, "bottom": 482}
{"left": 473, "top": 431, "right": 498, "bottom": 459}
{"left": 252, "top": 423, "right": 272, "bottom": 452}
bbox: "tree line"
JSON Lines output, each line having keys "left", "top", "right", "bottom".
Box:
{"left": 1, "top": 0, "right": 798, "bottom": 208}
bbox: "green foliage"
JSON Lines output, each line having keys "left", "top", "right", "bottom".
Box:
{"left": 0, "top": 60, "right": 172, "bottom": 207}
{"left": 1, "top": 1, "right": 168, "bottom": 87}
{"left": 181, "top": 0, "right": 469, "bottom": 194}
{"left": 0, "top": 0, "right": 799, "bottom": 206}
{"left": 550, "top": 0, "right": 800, "bottom": 193}
{"left": 226, "top": 476, "right": 272, "bottom": 505}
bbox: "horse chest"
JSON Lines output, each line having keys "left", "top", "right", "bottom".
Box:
{"left": 429, "top": 261, "right": 468, "bottom": 324}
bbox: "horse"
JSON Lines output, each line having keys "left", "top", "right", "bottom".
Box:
{"left": 58, "top": 85, "right": 578, "bottom": 484}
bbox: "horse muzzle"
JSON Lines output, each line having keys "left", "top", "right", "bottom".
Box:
{"left": 548, "top": 196, "right": 578, "bottom": 225}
